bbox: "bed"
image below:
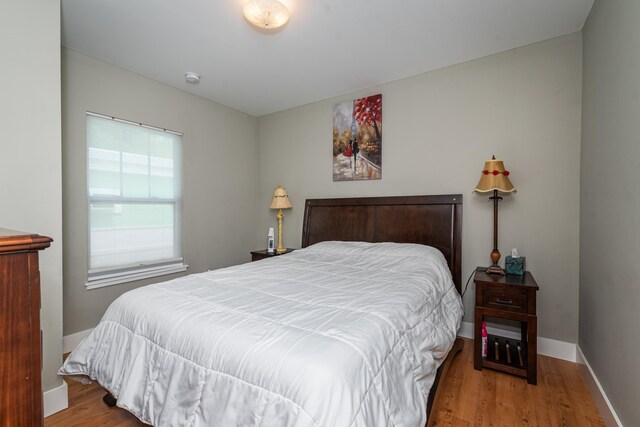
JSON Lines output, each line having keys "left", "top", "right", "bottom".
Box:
{"left": 59, "top": 194, "right": 464, "bottom": 426}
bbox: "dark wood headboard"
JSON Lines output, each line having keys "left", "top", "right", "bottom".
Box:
{"left": 301, "top": 194, "right": 463, "bottom": 293}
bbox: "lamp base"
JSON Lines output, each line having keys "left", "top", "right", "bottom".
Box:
{"left": 487, "top": 247, "right": 504, "bottom": 275}
{"left": 275, "top": 209, "right": 287, "bottom": 255}
{"left": 486, "top": 264, "right": 505, "bottom": 275}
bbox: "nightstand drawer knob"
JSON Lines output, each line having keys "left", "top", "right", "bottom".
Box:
{"left": 496, "top": 298, "right": 513, "bottom": 305}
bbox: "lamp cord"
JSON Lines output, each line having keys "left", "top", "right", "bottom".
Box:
{"left": 461, "top": 269, "right": 475, "bottom": 298}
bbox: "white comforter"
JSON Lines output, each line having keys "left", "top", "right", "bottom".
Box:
{"left": 59, "top": 241, "right": 463, "bottom": 427}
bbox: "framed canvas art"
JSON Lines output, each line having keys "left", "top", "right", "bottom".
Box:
{"left": 333, "top": 94, "right": 382, "bottom": 181}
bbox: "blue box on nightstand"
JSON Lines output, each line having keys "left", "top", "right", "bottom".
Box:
{"left": 505, "top": 256, "right": 525, "bottom": 276}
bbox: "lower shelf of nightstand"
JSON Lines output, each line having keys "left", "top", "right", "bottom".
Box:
{"left": 482, "top": 335, "right": 528, "bottom": 377}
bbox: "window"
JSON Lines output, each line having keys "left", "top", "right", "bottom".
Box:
{"left": 86, "top": 113, "right": 186, "bottom": 289}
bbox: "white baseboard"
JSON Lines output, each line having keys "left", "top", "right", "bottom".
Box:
{"left": 538, "top": 335, "right": 576, "bottom": 362}
{"left": 43, "top": 381, "right": 68, "bottom": 417}
{"left": 457, "top": 321, "right": 576, "bottom": 362}
{"left": 576, "top": 346, "right": 623, "bottom": 427}
{"left": 63, "top": 328, "right": 93, "bottom": 354}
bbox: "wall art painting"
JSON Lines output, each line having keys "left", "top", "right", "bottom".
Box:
{"left": 332, "top": 94, "right": 382, "bottom": 181}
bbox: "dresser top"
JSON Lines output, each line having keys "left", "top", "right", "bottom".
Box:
{"left": 0, "top": 229, "right": 52, "bottom": 252}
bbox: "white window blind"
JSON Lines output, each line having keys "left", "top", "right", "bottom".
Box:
{"left": 86, "top": 113, "right": 186, "bottom": 289}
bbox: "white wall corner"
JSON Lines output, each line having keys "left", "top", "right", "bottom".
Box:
{"left": 576, "top": 346, "right": 623, "bottom": 427}
{"left": 457, "top": 321, "right": 577, "bottom": 362}
{"left": 43, "top": 381, "right": 68, "bottom": 417}
{"left": 63, "top": 328, "right": 94, "bottom": 354}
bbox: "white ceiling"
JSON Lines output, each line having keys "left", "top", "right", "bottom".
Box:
{"left": 61, "top": 0, "right": 594, "bottom": 117}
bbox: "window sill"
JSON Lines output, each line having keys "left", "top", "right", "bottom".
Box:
{"left": 85, "top": 262, "right": 188, "bottom": 290}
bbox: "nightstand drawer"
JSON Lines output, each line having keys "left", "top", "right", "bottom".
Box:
{"left": 483, "top": 287, "right": 528, "bottom": 313}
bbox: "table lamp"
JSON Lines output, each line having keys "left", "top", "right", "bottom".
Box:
{"left": 270, "top": 184, "right": 293, "bottom": 254}
{"left": 474, "top": 156, "right": 516, "bottom": 274}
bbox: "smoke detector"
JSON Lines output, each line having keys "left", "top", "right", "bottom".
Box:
{"left": 185, "top": 72, "right": 201, "bottom": 84}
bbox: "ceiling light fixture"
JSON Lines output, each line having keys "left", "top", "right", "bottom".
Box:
{"left": 185, "top": 72, "right": 201, "bottom": 84}
{"left": 243, "top": 0, "right": 290, "bottom": 30}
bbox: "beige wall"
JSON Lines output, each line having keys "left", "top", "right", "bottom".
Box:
{"left": 62, "top": 49, "right": 259, "bottom": 335}
{"left": 256, "top": 33, "right": 583, "bottom": 343}
{"left": 0, "top": 1, "right": 63, "bottom": 392}
{"left": 580, "top": 0, "right": 640, "bottom": 424}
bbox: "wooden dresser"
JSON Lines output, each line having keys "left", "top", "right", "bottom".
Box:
{"left": 0, "top": 229, "right": 52, "bottom": 426}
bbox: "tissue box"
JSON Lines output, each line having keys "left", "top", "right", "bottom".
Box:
{"left": 505, "top": 256, "right": 525, "bottom": 276}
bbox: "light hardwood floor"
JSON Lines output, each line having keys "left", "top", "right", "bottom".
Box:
{"left": 428, "top": 339, "right": 605, "bottom": 426}
{"left": 46, "top": 338, "right": 604, "bottom": 426}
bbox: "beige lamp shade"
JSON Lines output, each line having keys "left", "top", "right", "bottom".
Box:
{"left": 270, "top": 184, "right": 293, "bottom": 209}
{"left": 474, "top": 158, "right": 516, "bottom": 193}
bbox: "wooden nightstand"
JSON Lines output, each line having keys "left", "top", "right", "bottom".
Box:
{"left": 250, "top": 248, "right": 296, "bottom": 262}
{"left": 473, "top": 267, "right": 539, "bottom": 384}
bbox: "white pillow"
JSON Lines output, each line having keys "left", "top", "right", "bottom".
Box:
{"left": 303, "top": 240, "right": 444, "bottom": 261}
